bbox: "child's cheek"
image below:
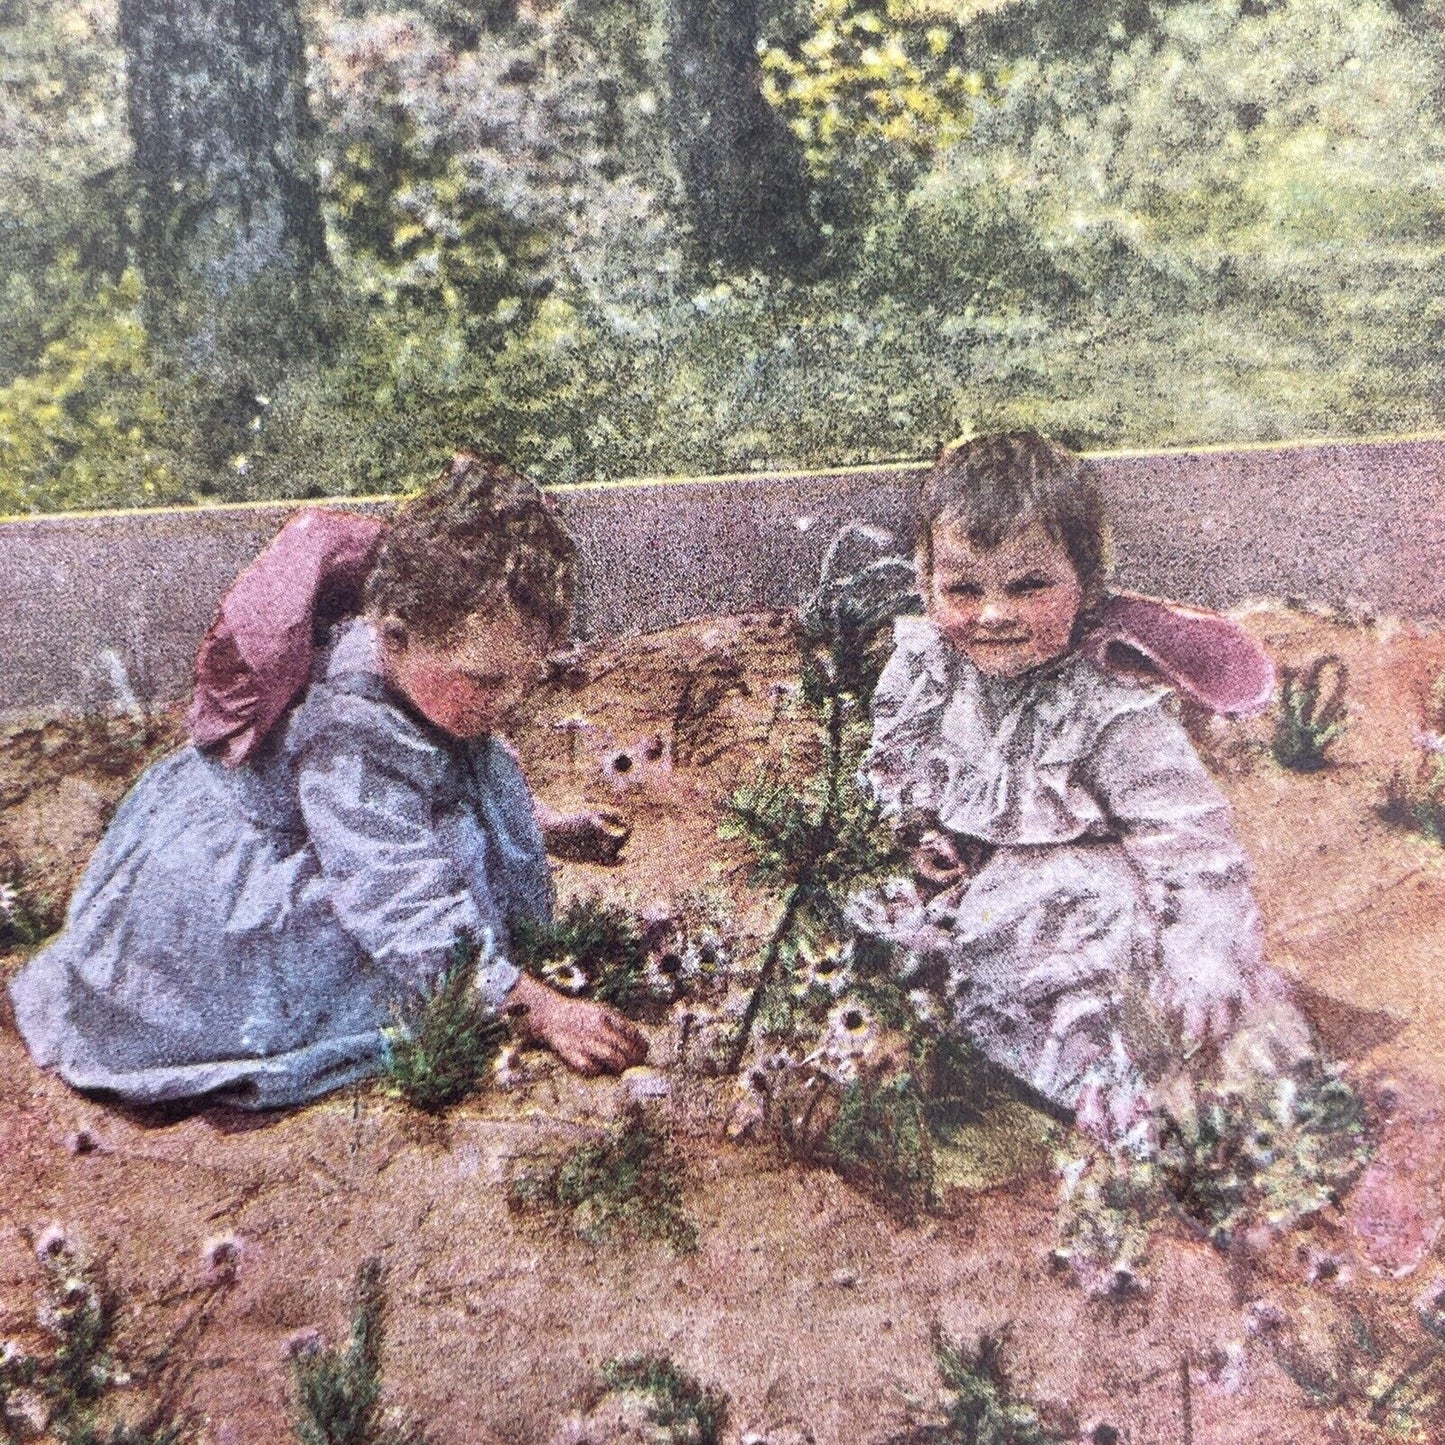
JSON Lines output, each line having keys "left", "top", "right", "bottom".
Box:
{"left": 406, "top": 666, "right": 489, "bottom": 737}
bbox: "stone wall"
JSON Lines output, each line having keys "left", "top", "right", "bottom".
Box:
{"left": 1, "top": 436, "right": 1442, "bottom": 716}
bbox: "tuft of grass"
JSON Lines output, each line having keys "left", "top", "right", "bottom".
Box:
{"left": 509, "top": 1105, "right": 697, "bottom": 1251}
{"left": 827, "top": 1073, "right": 937, "bottom": 1222}
{"left": 1, "top": 1231, "right": 202, "bottom": 1445}
{"left": 289, "top": 1259, "right": 428, "bottom": 1445}
{"left": 886, "top": 1327, "right": 1071, "bottom": 1444}
{"left": 1383, "top": 755, "right": 1445, "bottom": 846}
{"left": 597, "top": 1354, "right": 728, "bottom": 1445}
{"left": 382, "top": 934, "right": 508, "bottom": 1113}
{"left": 510, "top": 897, "right": 653, "bottom": 1014}
{"left": 1271, "top": 655, "right": 1348, "bottom": 772}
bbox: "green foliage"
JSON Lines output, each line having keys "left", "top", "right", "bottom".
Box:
{"left": 597, "top": 1354, "right": 728, "bottom": 1445}
{"left": 827, "top": 1072, "right": 936, "bottom": 1220}
{"left": 761, "top": 0, "right": 988, "bottom": 169}
{"left": 9, "top": 0, "right": 1445, "bottom": 508}
{"left": 510, "top": 895, "right": 653, "bottom": 1014}
{"left": 0, "top": 867, "right": 58, "bottom": 950}
{"left": 289, "top": 1259, "right": 428, "bottom": 1445}
{"left": 509, "top": 1105, "right": 698, "bottom": 1250}
{"left": 720, "top": 524, "right": 913, "bottom": 1071}
{"left": 0, "top": 272, "right": 181, "bottom": 517}
{"left": 887, "top": 1327, "right": 1070, "bottom": 1444}
{"left": 1272, "top": 655, "right": 1349, "bottom": 772}
{"left": 1383, "top": 671, "right": 1445, "bottom": 845}
{"left": 382, "top": 933, "right": 508, "bottom": 1113}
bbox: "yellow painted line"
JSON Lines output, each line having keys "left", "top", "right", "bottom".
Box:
{"left": 3, "top": 429, "right": 1444, "bottom": 526}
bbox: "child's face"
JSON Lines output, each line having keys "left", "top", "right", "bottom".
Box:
{"left": 384, "top": 604, "right": 550, "bottom": 739}
{"left": 921, "top": 520, "right": 1084, "bottom": 679}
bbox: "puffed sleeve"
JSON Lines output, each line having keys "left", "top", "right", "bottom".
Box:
{"left": 862, "top": 616, "right": 954, "bottom": 822}
{"left": 291, "top": 686, "right": 521, "bottom": 1009}
{"left": 1081, "top": 700, "right": 1264, "bottom": 1018}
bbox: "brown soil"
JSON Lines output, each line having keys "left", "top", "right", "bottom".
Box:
{"left": 4, "top": 603, "right": 1445, "bottom": 1444}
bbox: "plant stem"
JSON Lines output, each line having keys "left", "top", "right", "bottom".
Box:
{"left": 724, "top": 882, "right": 807, "bottom": 1075}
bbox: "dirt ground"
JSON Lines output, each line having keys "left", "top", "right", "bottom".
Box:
{"left": 4, "top": 602, "right": 1445, "bottom": 1444}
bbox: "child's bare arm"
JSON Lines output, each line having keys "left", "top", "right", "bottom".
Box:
{"left": 507, "top": 973, "right": 648, "bottom": 1075}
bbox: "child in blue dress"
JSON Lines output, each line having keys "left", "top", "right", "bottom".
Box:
{"left": 8, "top": 456, "right": 646, "bottom": 1108}
{"left": 854, "top": 433, "right": 1322, "bottom": 1268}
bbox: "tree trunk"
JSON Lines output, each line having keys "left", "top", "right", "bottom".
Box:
{"left": 119, "top": 0, "right": 327, "bottom": 362}
{"left": 666, "top": 0, "right": 818, "bottom": 274}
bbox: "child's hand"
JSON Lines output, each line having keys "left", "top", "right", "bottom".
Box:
{"left": 507, "top": 972, "right": 648, "bottom": 1075}
{"left": 539, "top": 806, "right": 632, "bottom": 864}
{"left": 910, "top": 828, "right": 970, "bottom": 888}
{"left": 1161, "top": 969, "right": 1245, "bottom": 1053}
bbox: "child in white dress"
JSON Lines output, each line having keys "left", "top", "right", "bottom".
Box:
{"left": 856, "top": 434, "right": 1318, "bottom": 1268}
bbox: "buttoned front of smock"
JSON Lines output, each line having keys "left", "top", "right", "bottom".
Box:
{"left": 8, "top": 619, "right": 550, "bottom": 1108}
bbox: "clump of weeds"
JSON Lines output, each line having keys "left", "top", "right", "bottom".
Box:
{"left": 289, "top": 1258, "right": 428, "bottom": 1445}
{"left": 1269, "top": 1292, "right": 1445, "bottom": 1441}
{"left": 382, "top": 933, "right": 508, "bottom": 1113}
{"left": 1271, "top": 655, "right": 1348, "bottom": 772}
{"left": 883, "top": 1327, "right": 1072, "bottom": 1444}
{"left": 1381, "top": 666, "right": 1445, "bottom": 845}
{"left": 2, "top": 1226, "right": 217, "bottom": 1445}
{"left": 826, "top": 1072, "right": 936, "bottom": 1222}
{"left": 509, "top": 1104, "right": 697, "bottom": 1251}
{"left": 1157, "top": 1064, "right": 1370, "bottom": 1249}
{"left": 595, "top": 1354, "right": 728, "bottom": 1445}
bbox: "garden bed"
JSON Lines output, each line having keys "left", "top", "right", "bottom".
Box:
{"left": 4, "top": 600, "right": 1445, "bottom": 1443}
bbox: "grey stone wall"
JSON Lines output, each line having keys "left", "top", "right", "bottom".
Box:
{"left": 1, "top": 436, "right": 1442, "bottom": 716}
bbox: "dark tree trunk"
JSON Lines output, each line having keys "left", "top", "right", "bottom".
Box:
{"left": 119, "top": 0, "right": 327, "bottom": 360}
{"left": 666, "top": 0, "right": 819, "bottom": 274}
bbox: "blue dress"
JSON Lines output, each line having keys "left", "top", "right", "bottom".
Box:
{"left": 8, "top": 620, "right": 551, "bottom": 1108}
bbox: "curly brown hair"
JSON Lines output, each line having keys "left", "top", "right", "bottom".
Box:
{"left": 917, "top": 431, "right": 1111, "bottom": 603}
{"left": 363, "top": 452, "right": 577, "bottom": 643}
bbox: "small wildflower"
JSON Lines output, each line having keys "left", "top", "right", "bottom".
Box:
{"left": 541, "top": 956, "right": 589, "bottom": 995}
{"left": 65, "top": 1129, "right": 99, "bottom": 1156}
{"left": 493, "top": 1041, "right": 533, "bottom": 1089}
{"left": 33, "top": 1224, "right": 70, "bottom": 1264}
{"left": 282, "top": 1326, "right": 326, "bottom": 1361}
{"left": 1415, "top": 1276, "right": 1445, "bottom": 1339}
{"left": 1303, "top": 1248, "right": 1350, "bottom": 1286}
{"left": 202, "top": 1232, "right": 245, "bottom": 1283}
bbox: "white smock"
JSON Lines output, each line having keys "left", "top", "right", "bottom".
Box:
{"left": 856, "top": 615, "right": 1309, "bottom": 1137}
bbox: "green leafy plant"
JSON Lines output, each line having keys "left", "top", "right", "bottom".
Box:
{"left": 0, "top": 866, "right": 59, "bottom": 950}
{"left": 720, "top": 524, "right": 916, "bottom": 1074}
{"left": 510, "top": 896, "right": 654, "bottom": 1014}
{"left": 289, "top": 1259, "right": 428, "bottom": 1445}
{"left": 1, "top": 1229, "right": 206, "bottom": 1445}
{"left": 509, "top": 1105, "right": 697, "bottom": 1251}
{"left": 1383, "top": 670, "right": 1445, "bottom": 846}
{"left": 597, "top": 1354, "right": 728, "bottom": 1445}
{"left": 827, "top": 1072, "right": 936, "bottom": 1222}
{"left": 381, "top": 934, "right": 508, "bottom": 1113}
{"left": 1272, "top": 655, "right": 1349, "bottom": 772}
{"left": 885, "top": 1327, "right": 1071, "bottom": 1444}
